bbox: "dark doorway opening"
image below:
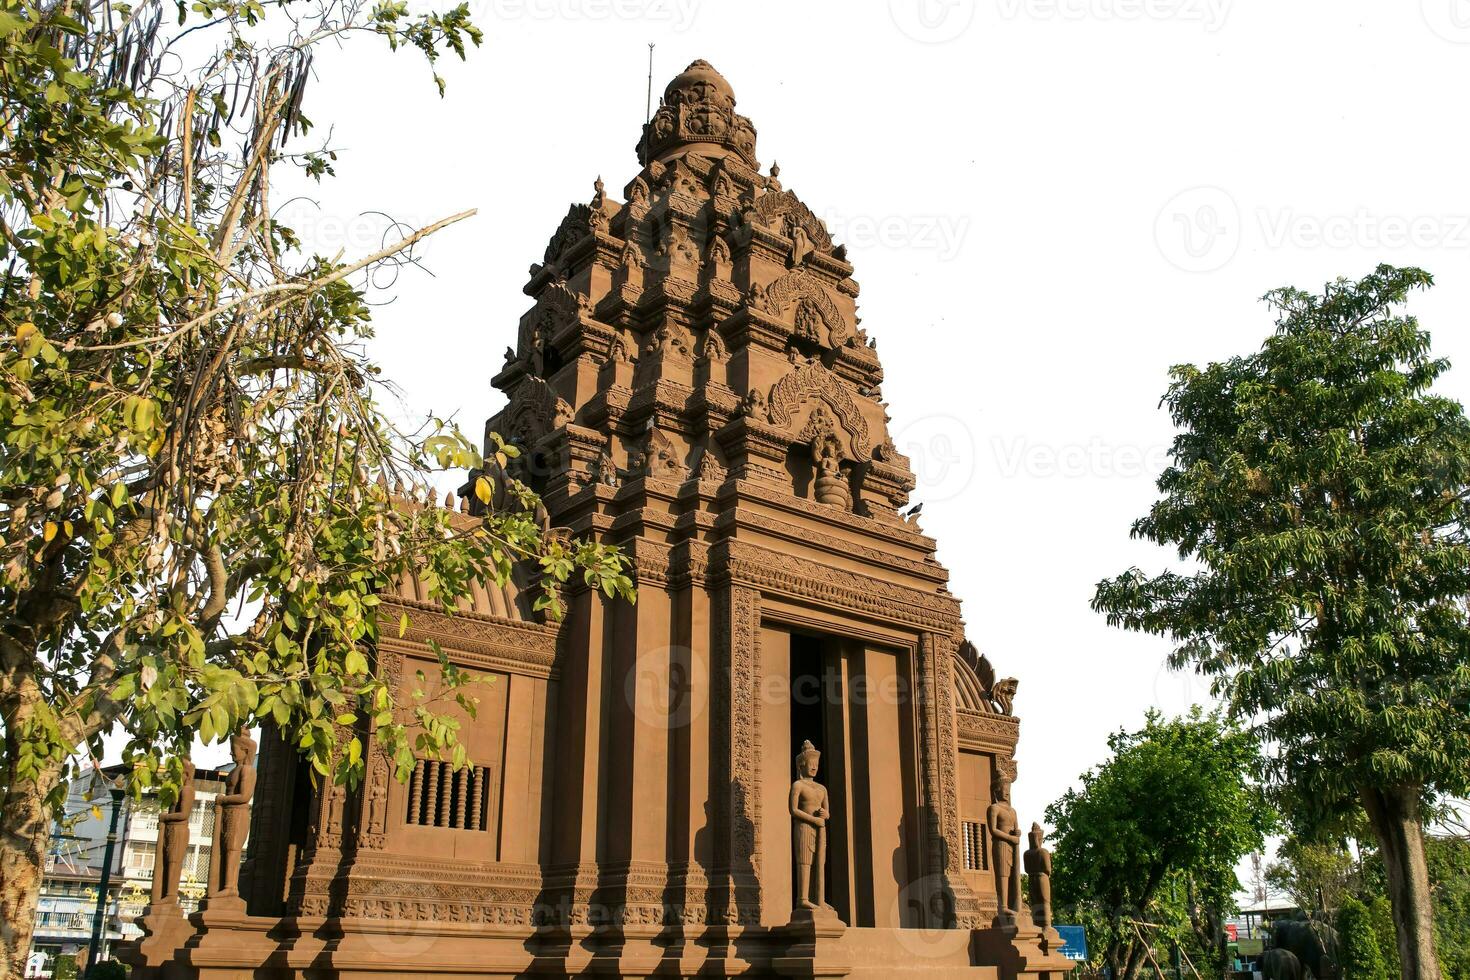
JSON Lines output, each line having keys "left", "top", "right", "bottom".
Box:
{"left": 788, "top": 633, "right": 850, "bottom": 922}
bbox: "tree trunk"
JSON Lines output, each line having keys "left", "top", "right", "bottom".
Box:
{"left": 0, "top": 667, "right": 62, "bottom": 980}
{"left": 1359, "top": 785, "right": 1442, "bottom": 980}
{"left": 1122, "top": 934, "right": 1152, "bottom": 980}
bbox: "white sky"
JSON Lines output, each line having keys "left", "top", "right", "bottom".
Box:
{"left": 197, "top": 0, "right": 1470, "bottom": 874}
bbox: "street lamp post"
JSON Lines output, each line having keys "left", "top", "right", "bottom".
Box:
{"left": 85, "top": 781, "right": 126, "bottom": 976}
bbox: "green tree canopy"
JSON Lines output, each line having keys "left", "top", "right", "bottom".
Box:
{"left": 0, "top": 0, "right": 634, "bottom": 969}
{"left": 1047, "top": 708, "right": 1273, "bottom": 980}
{"left": 1093, "top": 265, "right": 1470, "bottom": 980}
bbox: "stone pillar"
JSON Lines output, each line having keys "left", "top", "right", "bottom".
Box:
{"left": 916, "top": 631, "right": 982, "bottom": 928}
{"left": 714, "top": 583, "right": 763, "bottom": 926}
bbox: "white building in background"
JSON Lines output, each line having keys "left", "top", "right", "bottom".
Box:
{"left": 28, "top": 762, "right": 234, "bottom": 974}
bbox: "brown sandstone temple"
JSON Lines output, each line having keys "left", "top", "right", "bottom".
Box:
{"left": 127, "top": 61, "right": 1076, "bottom": 979}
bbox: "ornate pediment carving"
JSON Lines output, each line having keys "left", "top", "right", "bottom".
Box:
{"left": 752, "top": 189, "right": 833, "bottom": 253}
{"left": 543, "top": 204, "right": 593, "bottom": 266}
{"left": 764, "top": 270, "right": 850, "bottom": 348}
{"left": 518, "top": 279, "right": 587, "bottom": 374}
{"left": 504, "top": 376, "right": 573, "bottom": 445}
{"left": 765, "top": 360, "right": 870, "bottom": 459}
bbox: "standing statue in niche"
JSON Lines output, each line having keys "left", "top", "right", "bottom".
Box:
{"left": 789, "top": 739, "right": 832, "bottom": 911}
{"left": 152, "top": 758, "right": 196, "bottom": 906}
{"left": 987, "top": 770, "right": 1023, "bottom": 925}
{"left": 367, "top": 778, "right": 388, "bottom": 836}
{"left": 1024, "top": 823, "right": 1054, "bottom": 931}
{"left": 213, "top": 730, "right": 257, "bottom": 898}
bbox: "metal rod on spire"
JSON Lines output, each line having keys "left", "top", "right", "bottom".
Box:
{"left": 645, "top": 43, "right": 655, "bottom": 125}
{"left": 642, "top": 42, "right": 654, "bottom": 165}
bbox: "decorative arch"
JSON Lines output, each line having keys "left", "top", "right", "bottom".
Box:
{"left": 503, "top": 377, "right": 572, "bottom": 446}
{"left": 753, "top": 190, "right": 834, "bottom": 251}
{"left": 766, "top": 360, "right": 870, "bottom": 459}
{"left": 518, "top": 279, "right": 584, "bottom": 357}
{"left": 764, "top": 270, "right": 850, "bottom": 348}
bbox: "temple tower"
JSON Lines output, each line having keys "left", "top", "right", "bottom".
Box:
{"left": 488, "top": 58, "right": 1015, "bottom": 949}
{"left": 129, "top": 60, "right": 1072, "bottom": 980}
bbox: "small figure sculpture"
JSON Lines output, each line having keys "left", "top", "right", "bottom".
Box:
{"left": 747, "top": 282, "right": 769, "bottom": 313}
{"left": 740, "top": 387, "right": 768, "bottom": 420}
{"left": 367, "top": 779, "right": 388, "bottom": 835}
{"left": 152, "top": 758, "right": 195, "bottom": 905}
{"left": 811, "top": 434, "right": 850, "bottom": 509}
{"left": 789, "top": 740, "right": 831, "bottom": 912}
{"left": 213, "top": 730, "right": 257, "bottom": 898}
{"left": 591, "top": 451, "right": 620, "bottom": 488}
{"left": 987, "top": 770, "right": 1023, "bottom": 925}
{"left": 1024, "top": 822, "right": 1054, "bottom": 931}
{"left": 786, "top": 214, "right": 812, "bottom": 267}
{"left": 326, "top": 783, "right": 346, "bottom": 836}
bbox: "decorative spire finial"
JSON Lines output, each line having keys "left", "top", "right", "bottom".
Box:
{"left": 637, "top": 59, "right": 758, "bottom": 170}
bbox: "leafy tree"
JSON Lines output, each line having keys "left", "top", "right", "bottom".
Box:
{"left": 0, "top": 0, "right": 635, "bottom": 970}
{"left": 1342, "top": 897, "right": 1392, "bottom": 980}
{"left": 1047, "top": 709, "right": 1273, "bottom": 980}
{"left": 1093, "top": 266, "right": 1470, "bottom": 980}
{"left": 1269, "top": 836, "right": 1360, "bottom": 920}
{"left": 1425, "top": 837, "right": 1470, "bottom": 980}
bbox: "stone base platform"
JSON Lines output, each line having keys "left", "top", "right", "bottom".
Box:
{"left": 126, "top": 912, "right": 1075, "bottom": 979}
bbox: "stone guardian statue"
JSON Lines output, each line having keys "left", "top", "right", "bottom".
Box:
{"left": 987, "top": 770, "right": 1022, "bottom": 925}
{"left": 212, "top": 730, "right": 257, "bottom": 898}
{"left": 1024, "top": 822, "right": 1054, "bottom": 931}
{"left": 789, "top": 739, "right": 831, "bottom": 911}
{"left": 152, "top": 758, "right": 195, "bottom": 906}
